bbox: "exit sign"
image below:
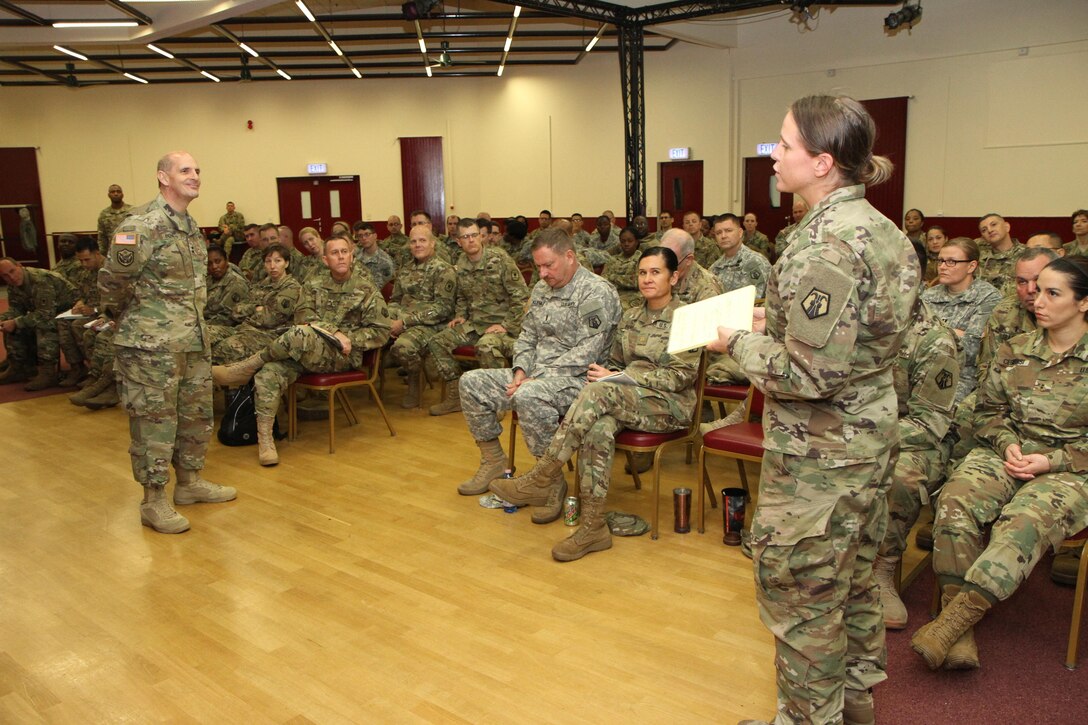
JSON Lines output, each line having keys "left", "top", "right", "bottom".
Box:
{"left": 756, "top": 143, "right": 777, "bottom": 156}
{"left": 668, "top": 147, "right": 690, "bottom": 160}
{"left": 307, "top": 163, "right": 328, "bottom": 175}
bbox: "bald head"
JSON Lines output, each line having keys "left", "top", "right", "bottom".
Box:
{"left": 661, "top": 228, "right": 694, "bottom": 259}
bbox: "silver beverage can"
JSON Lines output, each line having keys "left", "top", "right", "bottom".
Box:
{"left": 563, "top": 496, "right": 580, "bottom": 526}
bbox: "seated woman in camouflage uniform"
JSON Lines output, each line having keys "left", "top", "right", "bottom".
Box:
{"left": 212, "top": 243, "right": 302, "bottom": 364}
{"left": 922, "top": 236, "right": 1003, "bottom": 402}
{"left": 491, "top": 247, "right": 700, "bottom": 562}
{"left": 600, "top": 226, "right": 642, "bottom": 309}
{"left": 913, "top": 255, "right": 1088, "bottom": 671}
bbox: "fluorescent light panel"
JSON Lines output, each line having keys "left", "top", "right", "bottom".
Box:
{"left": 329, "top": 40, "right": 343, "bottom": 56}
{"left": 497, "top": 65, "right": 504, "bottom": 77}
{"left": 239, "top": 42, "right": 258, "bottom": 58}
{"left": 200, "top": 70, "right": 220, "bottom": 82}
{"left": 504, "top": 37, "right": 511, "bottom": 52}
{"left": 425, "top": 66, "right": 432, "bottom": 77}
{"left": 296, "top": 1, "right": 316, "bottom": 23}
{"left": 147, "top": 43, "right": 174, "bottom": 59}
{"left": 54, "top": 22, "right": 138, "bottom": 28}
{"left": 53, "top": 45, "right": 88, "bottom": 61}
{"left": 418, "top": 38, "right": 427, "bottom": 54}
{"left": 351, "top": 67, "right": 362, "bottom": 79}
{"left": 585, "top": 36, "right": 599, "bottom": 52}
{"left": 276, "top": 68, "right": 291, "bottom": 80}
{"left": 513, "top": 5, "right": 521, "bottom": 17}
{"left": 124, "top": 72, "right": 148, "bottom": 84}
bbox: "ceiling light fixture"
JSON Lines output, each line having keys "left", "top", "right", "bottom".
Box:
{"left": 497, "top": 64, "right": 504, "bottom": 77}
{"left": 123, "top": 72, "right": 149, "bottom": 84}
{"left": 329, "top": 40, "right": 343, "bottom": 56}
{"left": 425, "top": 65, "right": 432, "bottom": 77}
{"left": 53, "top": 22, "right": 138, "bottom": 28}
{"left": 296, "top": 1, "right": 316, "bottom": 23}
{"left": 351, "top": 67, "right": 362, "bottom": 79}
{"left": 239, "top": 42, "right": 258, "bottom": 58}
{"left": 277, "top": 68, "right": 292, "bottom": 80}
{"left": 514, "top": 5, "right": 522, "bottom": 18}
{"left": 504, "top": 37, "right": 511, "bottom": 53}
{"left": 418, "top": 37, "right": 427, "bottom": 54}
{"left": 147, "top": 43, "right": 174, "bottom": 59}
{"left": 53, "top": 45, "right": 88, "bottom": 61}
{"left": 200, "top": 70, "right": 221, "bottom": 82}
{"left": 884, "top": 1, "right": 923, "bottom": 31}
{"left": 585, "top": 25, "right": 607, "bottom": 52}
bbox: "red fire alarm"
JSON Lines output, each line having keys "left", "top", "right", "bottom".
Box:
{"left": 247, "top": 120, "right": 254, "bottom": 130}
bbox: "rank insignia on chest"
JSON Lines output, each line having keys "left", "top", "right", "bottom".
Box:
{"left": 588, "top": 314, "right": 601, "bottom": 329}
{"left": 115, "top": 249, "right": 135, "bottom": 267}
{"left": 935, "top": 369, "right": 954, "bottom": 390}
{"left": 801, "top": 288, "right": 831, "bottom": 320}
{"left": 114, "top": 232, "right": 138, "bottom": 246}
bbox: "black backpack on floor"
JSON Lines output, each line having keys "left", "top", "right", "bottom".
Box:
{"left": 217, "top": 382, "right": 283, "bottom": 446}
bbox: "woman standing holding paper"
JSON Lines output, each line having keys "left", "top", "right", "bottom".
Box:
{"left": 710, "top": 96, "right": 920, "bottom": 725}
{"left": 491, "top": 247, "right": 700, "bottom": 561}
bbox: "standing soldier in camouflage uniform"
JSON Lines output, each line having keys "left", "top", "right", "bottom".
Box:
{"left": 0, "top": 257, "right": 76, "bottom": 389}
{"left": 601, "top": 227, "right": 643, "bottom": 309}
{"left": 57, "top": 237, "right": 105, "bottom": 386}
{"left": 922, "top": 237, "right": 1003, "bottom": 402}
{"left": 872, "top": 298, "right": 961, "bottom": 630}
{"left": 99, "top": 151, "right": 236, "bottom": 534}
{"left": 426, "top": 219, "right": 529, "bottom": 416}
{"left": 683, "top": 210, "right": 721, "bottom": 269}
{"left": 238, "top": 224, "right": 265, "bottom": 281}
{"left": 96, "top": 184, "right": 133, "bottom": 255}
{"left": 380, "top": 214, "right": 408, "bottom": 260}
{"left": 352, "top": 222, "right": 395, "bottom": 288}
{"left": 492, "top": 248, "right": 698, "bottom": 560}
{"left": 212, "top": 236, "right": 392, "bottom": 465}
{"left": 743, "top": 212, "right": 772, "bottom": 260}
{"left": 714, "top": 96, "right": 919, "bottom": 725}
{"left": 387, "top": 225, "right": 456, "bottom": 408}
{"left": 295, "top": 227, "right": 327, "bottom": 285}
{"left": 212, "top": 244, "right": 302, "bottom": 364}
{"left": 977, "top": 213, "right": 1024, "bottom": 296}
{"left": 216, "top": 201, "right": 246, "bottom": 257}
{"left": 203, "top": 243, "right": 249, "bottom": 348}
{"left": 456, "top": 228, "right": 621, "bottom": 525}
{"left": 914, "top": 255, "right": 1088, "bottom": 671}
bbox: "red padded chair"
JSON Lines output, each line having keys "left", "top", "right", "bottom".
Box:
{"left": 697, "top": 384, "right": 765, "bottom": 533}
{"left": 613, "top": 351, "right": 708, "bottom": 540}
{"left": 287, "top": 347, "right": 395, "bottom": 453}
{"left": 702, "top": 382, "right": 749, "bottom": 418}
{"left": 507, "top": 410, "right": 573, "bottom": 475}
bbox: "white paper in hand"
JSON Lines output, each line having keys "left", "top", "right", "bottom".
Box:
{"left": 667, "top": 285, "right": 756, "bottom": 355}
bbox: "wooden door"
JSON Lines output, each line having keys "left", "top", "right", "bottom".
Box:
{"left": 658, "top": 160, "right": 703, "bottom": 220}
{"left": 276, "top": 175, "right": 362, "bottom": 249}
{"left": 399, "top": 137, "right": 445, "bottom": 228}
{"left": 0, "top": 148, "right": 48, "bottom": 268}
{"left": 743, "top": 156, "right": 793, "bottom": 245}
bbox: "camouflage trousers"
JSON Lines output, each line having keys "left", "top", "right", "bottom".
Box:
{"left": 460, "top": 368, "right": 583, "bottom": 458}
{"left": 254, "top": 326, "right": 359, "bottom": 418}
{"left": 878, "top": 447, "right": 948, "bottom": 560}
{"left": 115, "top": 346, "right": 212, "bottom": 489}
{"left": 212, "top": 325, "right": 278, "bottom": 364}
{"left": 87, "top": 326, "right": 115, "bottom": 378}
{"left": 932, "top": 447, "right": 1088, "bottom": 600}
{"left": 751, "top": 449, "right": 893, "bottom": 725}
{"left": 2, "top": 319, "right": 60, "bottom": 367}
{"left": 389, "top": 325, "right": 440, "bottom": 372}
{"left": 706, "top": 351, "right": 748, "bottom": 385}
{"left": 425, "top": 324, "right": 513, "bottom": 382}
{"left": 543, "top": 382, "right": 688, "bottom": 499}
{"left": 205, "top": 323, "right": 236, "bottom": 350}
{"left": 57, "top": 318, "right": 91, "bottom": 365}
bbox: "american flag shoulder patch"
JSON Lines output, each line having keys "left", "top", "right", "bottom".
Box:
{"left": 114, "top": 232, "right": 138, "bottom": 246}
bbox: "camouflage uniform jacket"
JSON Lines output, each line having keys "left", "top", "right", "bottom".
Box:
{"left": 976, "top": 329, "right": 1088, "bottom": 474}
{"left": 354, "top": 247, "right": 396, "bottom": 288}
{"left": 388, "top": 255, "right": 456, "bottom": 328}
{"left": 694, "top": 235, "right": 721, "bottom": 269}
{"left": 709, "top": 244, "right": 772, "bottom": 298}
{"left": 73, "top": 264, "right": 103, "bottom": 309}
{"left": 608, "top": 298, "right": 700, "bottom": 418}
{"left": 924, "top": 250, "right": 940, "bottom": 284}
{"left": 1, "top": 266, "right": 76, "bottom": 330}
{"left": 295, "top": 269, "right": 393, "bottom": 367}
{"left": 572, "top": 230, "right": 593, "bottom": 249}
{"left": 294, "top": 254, "right": 327, "bottom": 286}
{"left": 744, "top": 230, "right": 772, "bottom": 260}
{"left": 217, "top": 210, "right": 246, "bottom": 241}
{"left": 97, "top": 203, "right": 133, "bottom": 253}
{"left": 726, "top": 184, "right": 920, "bottom": 460}
{"left": 98, "top": 194, "right": 207, "bottom": 353}
{"left": 239, "top": 247, "right": 264, "bottom": 282}
{"left": 601, "top": 250, "right": 642, "bottom": 305}
{"left": 205, "top": 267, "right": 250, "bottom": 326}
{"left": 231, "top": 274, "right": 302, "bottom": 330}
{"left": 977, "top": 294, "right": 1036, "bottom": 381}
{"left": 513, "top": 265, "right": 622, "bottom": 378}
{"left": 587, "top": 228, "right": 620, "bottom": 250}
{"left": 1064, "top": 239, "right": 1088, "bottom": 256}
{"left": 775, "top": 222, "right": 798, "bottom": 254}
{"left": 674, "top": 261, "right": 724, "bottom": 305}
{"left": 894, "top": 301, "right": 961, "bottom": 451}
{"left": 453, "top": 246, "right": 529, "bottom": 336}
{"left": 922, "top": 277, "right": 1003, "bottom": 402}
{"left": 380, "top": 232, "right": 408, "bottom": 253}
{"left": 53, "top": 257, "right": 82, "bottom": 285}
{"left": 978, "top": 242, "right": 1024, "bottom": 297}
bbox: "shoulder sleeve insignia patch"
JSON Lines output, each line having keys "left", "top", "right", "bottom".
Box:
{"left": 801, "top": 288, "right": 831, "bottom": 320}
{"left": 935, "top": 368, "right": 954, "bottom": 390}
{"left": 115, "top": 248, "right": 135, "bottom": 267}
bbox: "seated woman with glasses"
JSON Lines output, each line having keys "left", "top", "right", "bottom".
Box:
{"left": 922, "top": 237, "right": 1003, "bottom": 401}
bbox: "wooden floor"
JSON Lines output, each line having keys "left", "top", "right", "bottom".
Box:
{"left": 0, "top": 383, "right": 929, "bottom": 723}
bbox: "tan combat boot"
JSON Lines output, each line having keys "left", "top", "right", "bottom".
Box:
{"left": 530, "top": 470, "right": 568, "bottom": 525}
{"left": 552, "top": 495, "right": 612, "bottom": 562}
{"left": 490, "top": 455, "right": 564, "bottom": 506}
{"left": 84, "top": 381, "right": 120, "bottom": 410}
{"left": 212, "top": 353, "right": 265, "bottom": 387}
{"left": 873, "top": 554, "right": 908, "bottom": 629}
{"left": 911, "top": 588, "right": 990, "bottom": 670}
{"left": 843, "top": 688, "right": 875, "bottom": 725}
{"left": 140, "top": 485, "right": 190, "bottom": 534}
{"left": 457, "top": 439, "right": 507, "bottom": 495}
{"left": 256, "top": 414, "right": 279, "bottom": 466}
{"left": 70, "top": 373, "right": 112, "bottom": 407}
{"left": 173, "top": 468, "right": 237, "bottom": 505}
{"left": 699, "top": 403, "right": 746, "bottom": 436}
{"left": 401, "top": 369, "right": 421, "bottom": 408}
{"left": 915, "top": 521, "right": 934, "bottom": 551}
{"left": 940, "top": 585, "right": 981, "bottom": 670}
{"left": 24, "top": 364, "right": 58, "bottom": 391}
{"left": 58, "top": 363, "right": 87, "bottom": 387}
{"left": 428, "top": 378, "right": 461, "bottom": 416}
